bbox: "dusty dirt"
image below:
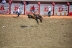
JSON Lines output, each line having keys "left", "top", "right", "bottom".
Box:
{"left": 0, "top": 16, "right": 72, "bottom": 48}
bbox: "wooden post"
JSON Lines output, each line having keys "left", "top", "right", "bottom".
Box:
{"left": 38, "top": 2, "right": 40, "bottom": 14}
{"left": 68, "top": 6, "right": 69, "bottom": 16}
{"left": 53, "top": 6, "right": 54, "bottom": 16}
{"left": 67, "top": 2, "right": 70, "bottom": 16}
{"left": 24, "top": 1, "right": 26, "bottom": 15}
{"left": 9, "top": 0, "right": 11, "bottom": 14}
{"left": 52, "top": 2, "right": 55, "bottom": 16}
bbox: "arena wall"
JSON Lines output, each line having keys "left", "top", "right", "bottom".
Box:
{"left": 9, "top": 3, "right": 68, "bottom": 15}
{"left": 12, "top": 0, "right": 72, "bottom": 2}
{"left": 0, "top": 1, "right": 72, "bottom": 16}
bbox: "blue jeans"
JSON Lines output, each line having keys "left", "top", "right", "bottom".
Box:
{"left": 48, "top": 11, "right": 51, "bottom": 16}
{"left": 17, "top": 12, "right": 20, "bottom": 17}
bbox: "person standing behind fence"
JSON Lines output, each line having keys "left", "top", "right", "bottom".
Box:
{"left": 48, "top": 6, "right": 52, "bottom": 17}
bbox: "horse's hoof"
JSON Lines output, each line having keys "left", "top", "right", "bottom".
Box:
{"left": 37, "top": 23, "right": 39, "bottom": 24}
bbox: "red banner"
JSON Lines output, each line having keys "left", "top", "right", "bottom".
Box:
{"left": 44, "top": 7, "right": 48, "bottom": 12}
{"left": 58, "top": 7, "right": 63, "bottom": 12}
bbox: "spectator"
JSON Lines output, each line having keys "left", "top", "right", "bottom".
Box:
{"left": 2, "top": 0, "right": 6, "bottom": 4}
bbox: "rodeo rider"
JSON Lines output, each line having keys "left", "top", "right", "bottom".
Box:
{"left": 30, "top": 5, "right": 35, "bottom": 13}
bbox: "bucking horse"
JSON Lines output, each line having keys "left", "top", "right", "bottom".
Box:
{"left": 27, "top": 13, "right": 43, "bottom": 24}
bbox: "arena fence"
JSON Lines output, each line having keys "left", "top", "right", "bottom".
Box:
{"left": 0, "top": 1, "right": 72, "bottom": 16}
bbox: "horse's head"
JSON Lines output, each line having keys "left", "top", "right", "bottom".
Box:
{"left": 27, "top": 13, "right": 36, "bottom": 19}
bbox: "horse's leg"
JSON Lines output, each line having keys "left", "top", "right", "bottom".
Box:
{"left": 39, "top": 16, "right": 43, "bottom": 23}
{"left": 35, "top": 18, "right": 39, "bottom": 24}
{"left": 40, "top": 16, "right": 43, "bottom": 19}
{"left": 40, "top": 18, "right": 42, "bottom": 23}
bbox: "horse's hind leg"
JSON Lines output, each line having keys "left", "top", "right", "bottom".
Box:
{"left": 36, "top": 18, "right": 39, "bottom": 24}
{"left": 40, "top": 18, "right": 42, "bottom": 23}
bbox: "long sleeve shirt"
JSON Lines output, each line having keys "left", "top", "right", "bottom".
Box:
{"left": 17, "top": 8, "right": 20, "bottom": 13}
{"left": 48, "top": 7, "right": 51, "bottom": 11}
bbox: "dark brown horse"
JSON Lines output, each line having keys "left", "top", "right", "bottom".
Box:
{"left": 27, "top": 13, "right": 43, "bottom": 24}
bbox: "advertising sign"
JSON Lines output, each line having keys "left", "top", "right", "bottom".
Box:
{"left": 0, "top": 3, "right": 9, "bottom": 14}
{"left": 11, "top": 3, "right": 24, "bottom": 14}
{"left": 26, "top": 4, "right": 38, "bottom": 14}
{"left": 54, "top": 4, "right": 68, "bottom": 15}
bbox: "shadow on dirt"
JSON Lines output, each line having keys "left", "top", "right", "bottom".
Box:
{"left": 13, "top": 16, "right": 18, "bottom": 18}
{"left": 20, "top": 25, "right": 38, "bottom": 28}
{"left": 30, "top": 26, "right": 38, "bottom": 27}
{"left": 20, "top": 25, "right": 28, "bottom": 28}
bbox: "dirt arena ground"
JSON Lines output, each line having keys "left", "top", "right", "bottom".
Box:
{"left": 0, "top": 15, "right": 72, "bottom": 48}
